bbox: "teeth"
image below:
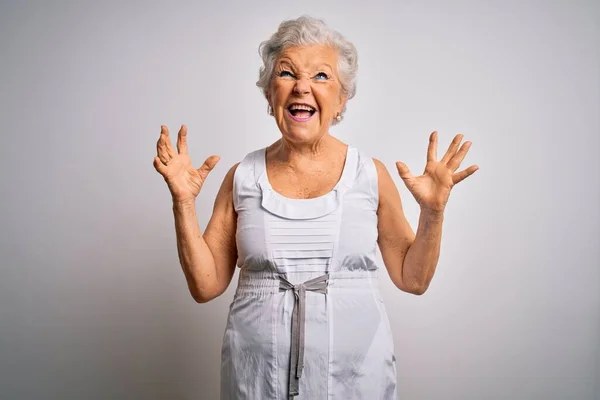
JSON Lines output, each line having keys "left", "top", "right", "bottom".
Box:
{"left": 289, "top": 104, "right": 315, "bottom": 112}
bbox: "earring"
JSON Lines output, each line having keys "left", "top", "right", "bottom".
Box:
{"left": 268, "top": 105, "right": 274, "bottom": 116}
{"left": 335, "top": 113, "right": 341, "bottom": 122}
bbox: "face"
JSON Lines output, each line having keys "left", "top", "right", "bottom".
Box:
{"left": 267, "top": 45, "right": 347, "bottom": 143}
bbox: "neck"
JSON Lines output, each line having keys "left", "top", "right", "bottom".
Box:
{"left": 269, "top": 134, "right": 346, "bottom": 170}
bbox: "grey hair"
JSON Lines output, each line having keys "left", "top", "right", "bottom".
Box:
{"left": 256, "top": 15, "right": 358, "bottom": 125}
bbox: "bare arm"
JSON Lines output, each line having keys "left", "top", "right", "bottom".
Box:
{"left": 374, "top": 158, "right": 419, "bottom": 294}
{"left": 375, "top": 158, "right": 446, "bottom": 295}
{"left": 401, "top": 209, "right": 443, "bottom": 295}
{"left": 376, "top": 132, "right": 478, "bottom": 295}
{"left": 172, "top": 163, "right": 239, "bottom": 303}
{"left": 154, "top": 125, "right": 239, "bottom": 303}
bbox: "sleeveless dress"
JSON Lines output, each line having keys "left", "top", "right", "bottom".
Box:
{"left": 220, "top": 145, "right": 398, "bottom": 399}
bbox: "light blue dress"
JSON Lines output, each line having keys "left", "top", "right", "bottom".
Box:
{"left": 220, "top": 146, "right": 398, "bottom": 399}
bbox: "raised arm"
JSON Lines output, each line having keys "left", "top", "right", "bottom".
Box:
{"left": 172, "top": 163, "right": 239, "bottom": 303}
{"left": 374, "top": 158, "right": 418, "bottom": 294}
{"left": 376, "top": 131, "right": 478, "bottom": 296}
{"left": 154, "top": 125, "right": 238, "bottom": 303}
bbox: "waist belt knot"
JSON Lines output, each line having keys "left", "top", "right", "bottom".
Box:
{"left": 278, "top": 273, "right": 329, "bottom": 397}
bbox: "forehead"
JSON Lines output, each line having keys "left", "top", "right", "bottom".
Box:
{"left": 276, "top": 45, "right": 338, "bottom": 69}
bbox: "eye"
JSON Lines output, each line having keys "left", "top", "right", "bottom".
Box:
{"left": 314, "top": 72, "right": 329, "bottom": 80}
{"left": 278, "top": 70, "right": 294, "bottom": 78}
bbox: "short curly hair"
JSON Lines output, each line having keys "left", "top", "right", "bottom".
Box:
{"left": 256, "top": 16, "right": 358, "bottom": 125}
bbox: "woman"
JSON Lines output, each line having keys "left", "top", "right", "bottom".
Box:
{"left": 154, "top": 16, "right": 478, "bottom": 400}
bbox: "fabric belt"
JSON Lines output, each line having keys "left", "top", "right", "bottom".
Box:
{"left": 278, "top": 273, "right": 329, "bottom": 398}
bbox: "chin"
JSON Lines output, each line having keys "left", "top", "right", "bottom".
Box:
{"left": 280, "top": 126, "right": 324, "bottom": 143}
{"left": 278, "top": 118, "right": 328, "bottom": 142}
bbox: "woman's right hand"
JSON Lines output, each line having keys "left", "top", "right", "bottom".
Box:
{"left": 154, "top": 125, "right": 220, "bottom": 204}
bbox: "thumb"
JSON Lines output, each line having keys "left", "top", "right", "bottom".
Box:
{"left": 395, "top": 161, "right": 414, "bottom": 182}
{"left": 197, "top": 155, "right": 221, "bottom": 180}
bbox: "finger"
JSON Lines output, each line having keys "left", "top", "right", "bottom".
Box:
{"left": 157, "top": 130, "right": 171, "bottom": 164}
{"left": 197, "top": 155, "right": 221, "bottom": 180}
{"left": 452, "top": 164, "right": 479, "bottom": 185}
{"left": 153, "top": 156, "right": 167, "bottom": 175}
{"left": 177, "top": 125, "right": 188, "bottom": 155}
{"left": 157, "top": 136, "right": 168, "bottom": 163}
{"left": 447, "top": 141, "right": 472, "bottom": 171}
{"left": 440, "top": 133, "right": 464, "bottom": 164}
{"left": 396, "top": 161, "right": 414, "bottom": 182}
{"left": 160, "top": 125, "right": 177, "bottom": 159}
{"left": 427, "top": 131, "right": 437, "bottom": 162}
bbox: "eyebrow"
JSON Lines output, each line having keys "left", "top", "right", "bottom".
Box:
{"left": 276, "top": 59, "right": 295, "bottom": 69}
{"left": 316, "top": 64, "right": 334, "bottom": 74}
{"left": 276, "top": 60, "right": 334, "bottom": 73}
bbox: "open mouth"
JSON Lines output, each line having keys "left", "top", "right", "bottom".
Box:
{"left": 287, "top": 103, "right": 317, "bottom": 122}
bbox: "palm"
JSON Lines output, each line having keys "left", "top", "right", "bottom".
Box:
{"left": 396, "top": 131, "right": 478, "bottom": 213}
{"left": 154, "top": 125, "right": 220, "bottom": 203}
{"left": 160, "top": 152, "right": 204, "bottom": 200}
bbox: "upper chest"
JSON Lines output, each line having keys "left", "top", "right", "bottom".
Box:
{"left": 266, "top": 158, "right": 345, "bottom": 200}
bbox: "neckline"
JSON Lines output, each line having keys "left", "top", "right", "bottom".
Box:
{"left": 260, "top": 145, "right": 353, "bottom": 202}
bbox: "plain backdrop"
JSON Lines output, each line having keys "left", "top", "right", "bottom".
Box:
{"left": 1, "top": 1, "right": 598, "bottom": 399}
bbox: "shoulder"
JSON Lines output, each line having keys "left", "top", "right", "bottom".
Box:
{"left": 214, "top": 162, "right": 240, "bottom": 206}
{"left": 372, "top": 157, "right": 390, "bottom": 177}
{"left": 371, "top": 158, "right": 403, "bottom": 211}
{"left": 372, "top": 158, "right": 396, "bottom": 186}
{"left": 351, "top": 151, "right": 390, "bottom": 187}
{"left": 228, "top": 147, "right": 268, "bottom": 208}
{"left": 223, "top": 162, "right": 241, "bottom": 187}
{"left": 232, "top": 147, "right": 266, "bottom": 184}
{"left": 340, "top": 146, "right": 388, "bottom": 179}
{"left": 212, "top": 146, "right": 267, "bottom": 208}
{"left": 225, "top": 147, "right": 262, "bottom": 181}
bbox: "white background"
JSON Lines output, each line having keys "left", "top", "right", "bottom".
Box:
{"left": 1, "top": 0, "right": 598, "bottom": 398}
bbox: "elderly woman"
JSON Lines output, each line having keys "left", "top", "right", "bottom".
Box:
{"left": 154, "top": 15, "right": 477, "bottom": 400}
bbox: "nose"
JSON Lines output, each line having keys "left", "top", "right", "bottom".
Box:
{"left": 293, "top": 76, "right": 311, "bottom": 95}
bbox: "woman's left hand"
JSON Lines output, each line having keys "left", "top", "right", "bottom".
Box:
{"left": 396, "top": 131, "right": 479, "bottom": 213}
